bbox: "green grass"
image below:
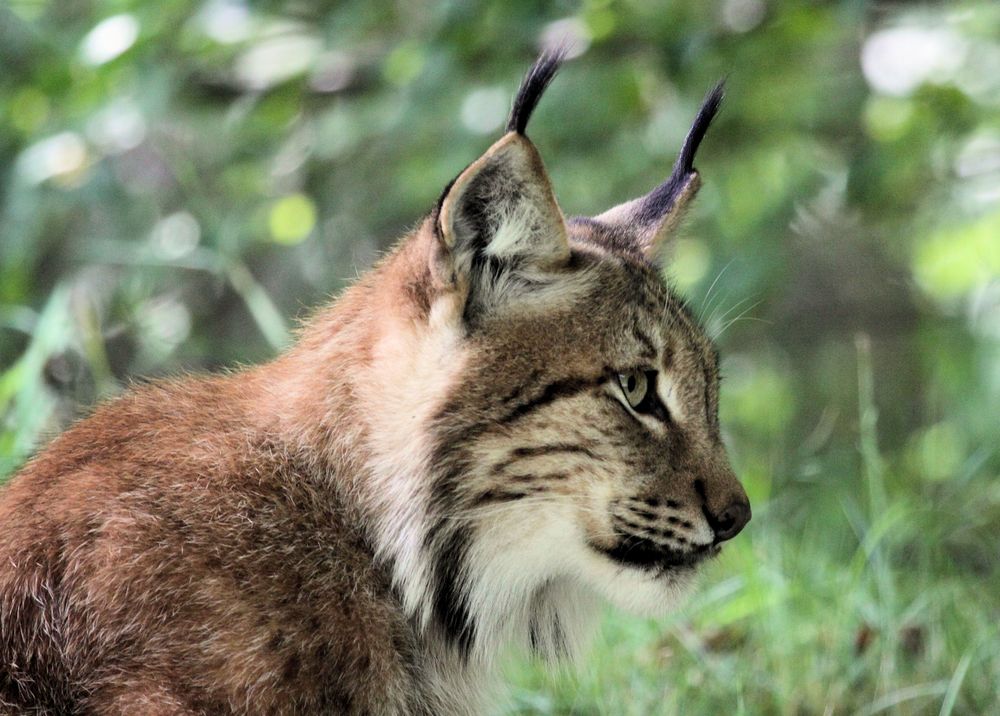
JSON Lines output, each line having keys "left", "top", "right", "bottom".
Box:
{"left": 505, "top": 536, "right": 997, "bottom": 714}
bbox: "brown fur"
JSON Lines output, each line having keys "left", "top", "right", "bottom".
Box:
{"left": 1, "top": 242, "right": 437, "bottom": 714}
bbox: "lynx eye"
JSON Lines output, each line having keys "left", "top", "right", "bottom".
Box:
{"left": 616, "top": 369, "right": 671, "bottom": 423}
{"left": 617, "top": 369, "right": 649, "bottom": 408}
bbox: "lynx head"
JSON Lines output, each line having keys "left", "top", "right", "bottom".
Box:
{"left": 353, "top": 51, "right": 750, "bottom": 665}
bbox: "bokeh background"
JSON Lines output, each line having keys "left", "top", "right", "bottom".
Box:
{"left": 1, "top": 0, "right": 998, "bottom": 713}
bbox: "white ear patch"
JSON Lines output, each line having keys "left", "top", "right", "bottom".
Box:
{"left": 486, "top": 206, "right": 539, "bottom": 258}
{"left": 438, "top": 133, "right": 569, "bottom": 273}
{"left": 484, "top": 204, "right": 553, "bottom": 260}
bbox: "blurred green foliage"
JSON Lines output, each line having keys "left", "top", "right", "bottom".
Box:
{"left": 1, "top": 0, "right": 998, "bottom": 713}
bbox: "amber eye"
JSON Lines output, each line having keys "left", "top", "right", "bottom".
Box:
{"left": 617, "top": 369, "right": 650, "bottom": 409}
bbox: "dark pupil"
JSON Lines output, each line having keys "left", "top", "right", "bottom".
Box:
{"left": 627, "top": 375, "right": 637, "bottom": 393}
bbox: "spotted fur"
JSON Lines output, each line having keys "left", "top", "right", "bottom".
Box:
{"left": 0, "top": 53, "right": 749, "bottom": 715}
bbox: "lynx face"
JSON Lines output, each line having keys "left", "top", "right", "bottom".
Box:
{"left": 388, "top": 52, "right": 751, "bottom": 660}
{"left": 432, "top": 251, "right": 746, "bottom": 618}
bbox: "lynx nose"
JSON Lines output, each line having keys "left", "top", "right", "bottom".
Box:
{"left": 706, "top": 497, "right": 751, "bottom": 543}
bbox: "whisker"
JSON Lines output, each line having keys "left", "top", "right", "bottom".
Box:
{"left": 713, "top": 300, "right": 767, "bottom": 339}
{"left": 707, "top": 294, "right": 753, "bottom": 329}
{"left": 698, "top": 259, "right": 735, "bottom": 324}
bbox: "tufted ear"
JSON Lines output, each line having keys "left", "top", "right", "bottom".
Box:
{"left": 593, "top": 82, "right": 724, "bottom": 260}
{"left": 431, "top": 50, "right": 570, "bottom": 297}
{"left": 433, "top": 133, "right": 569, "bottom": 289}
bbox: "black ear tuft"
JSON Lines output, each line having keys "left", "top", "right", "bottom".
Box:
{"left": 632, "top": 80, "right": 724, "bottom": 226}
{"left": 674, "top": 80, "right": 725, "bottom": 179}
{"left": 592, "top": 79, "right": 725, "bottom": 258}
{"left": 506, "top": 48, "right": 567, "bottom": 135}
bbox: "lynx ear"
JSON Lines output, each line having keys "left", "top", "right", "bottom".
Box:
{"left": 594, "top": 82, "right": 724, "bottom": 259}
{"left": 432, "top": 51, "right": 569, "bottom": 291}
{"left": 434, "top": 133, "right": 569, "bottom": 287}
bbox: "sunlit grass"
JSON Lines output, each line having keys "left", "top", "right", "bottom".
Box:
{"left": 506, "top": 522, "right": 996, "bottom": 714}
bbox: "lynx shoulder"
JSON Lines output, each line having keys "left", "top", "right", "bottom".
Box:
{"left": 0, "top": 51, "right": 749, "bottom": 715}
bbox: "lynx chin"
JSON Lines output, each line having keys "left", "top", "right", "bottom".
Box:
{"left": 1, "top": 51, "right": 750, "bottom": 714}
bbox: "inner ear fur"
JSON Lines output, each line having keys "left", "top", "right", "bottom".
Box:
{"left": 593, "top": 171, "right": 701, "bottom": 261}
{"left": 433, "top": 133, "right": 569, "bottom": 289}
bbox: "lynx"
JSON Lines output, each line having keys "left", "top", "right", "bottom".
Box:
{"left": 0, "top": 51, "right": 750, "bottom": 714}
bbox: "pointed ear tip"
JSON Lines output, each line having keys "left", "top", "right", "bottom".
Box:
{"left": 483, "top": 131, "right": 539, "bottom": 163}
{"left": 442, "top": 133, "right": 538, "bottom": 199}
{"left": 436, "top": 131, "right": 554, "bottom": 236}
